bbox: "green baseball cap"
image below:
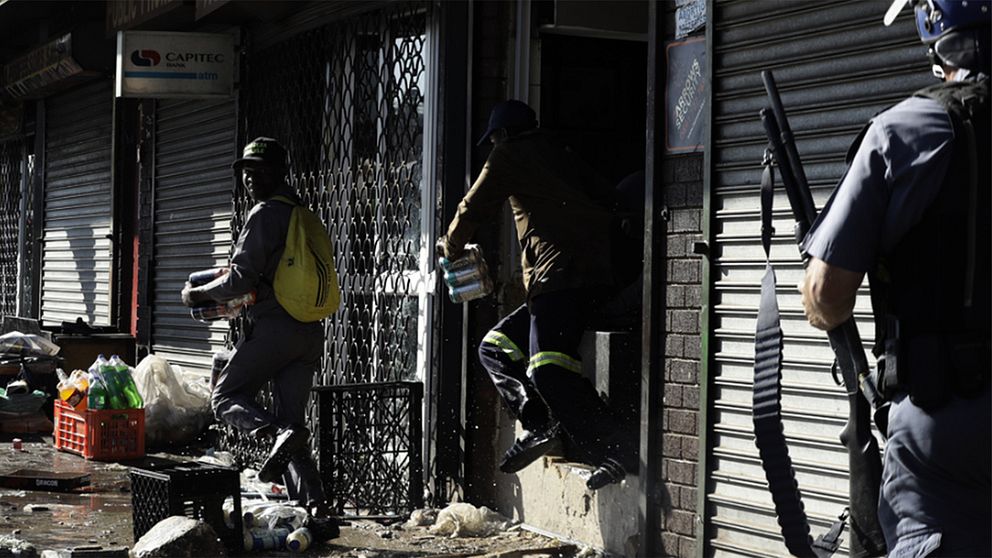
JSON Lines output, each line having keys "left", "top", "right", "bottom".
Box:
{"left": 232, "top": 137, "right": 288, "bottom": 169}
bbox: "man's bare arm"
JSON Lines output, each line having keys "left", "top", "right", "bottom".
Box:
{"left": 799, "top": 256, "right": 864, "bottom": 331}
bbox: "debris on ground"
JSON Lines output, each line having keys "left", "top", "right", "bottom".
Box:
{"left": 402, "top": 507, "right": 437, "bottom": 529}
{"left": 0, "top": 534, "right": 37, "bottom": 557}
{"left": 428, "top": 502, "right": 514, "bottom": 538}
{"left": 0, "top": 435, "right": 586, "bottom": 557}
{"left": 130, "top": 516, "right": 226, "bottom": 558}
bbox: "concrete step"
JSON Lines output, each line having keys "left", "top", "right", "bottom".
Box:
{"left": 492, "top": 331, "right": 641, "bottom": 556}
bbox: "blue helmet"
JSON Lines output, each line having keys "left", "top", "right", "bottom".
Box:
{"left": 887, "top": 0, "right": 991, "bottom": 72}
{"left": 914, "top": 0, "right": 990, "bottom": 43}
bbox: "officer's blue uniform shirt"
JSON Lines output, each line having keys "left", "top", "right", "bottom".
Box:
{"left": 801, "top": 91, "right": 992, "bottom": 556}
{"left": 802, "top": 96, "right": 955, "bottom": 270}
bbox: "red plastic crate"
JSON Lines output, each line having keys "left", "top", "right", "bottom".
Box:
{"left": 54, "top": 400, "right": 145, "bottom": 461}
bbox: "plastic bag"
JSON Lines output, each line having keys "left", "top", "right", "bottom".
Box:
{"left": 0, "top": 331, "right": 59, "bottom": 357}
{"left": 132, "top": 355, "right": 212, "bottom": 446}
{"left": 428, "top": 502, "right": 512, "bottom": 538}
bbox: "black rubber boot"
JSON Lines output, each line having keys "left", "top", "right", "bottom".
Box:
{"left": 498, "top": 424, "right": 561, "bottom": 474}
{"left": 257, "top": 426, "right": 309, "bottom": 483}
{"left": 586, "top": 457, "right": 627, "bottom": 490}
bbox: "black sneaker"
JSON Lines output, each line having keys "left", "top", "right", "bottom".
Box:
{"left": 498, "top": 425, "right": 561, "bottom": 474}
{"left": 257, "top": 426, "right": 309, "bottom": 483}
{"left": 586, "top": 457, "right": 626, "bottom": 490}
{"left": 304, "top": 514, "right": 341, "bottom": 541}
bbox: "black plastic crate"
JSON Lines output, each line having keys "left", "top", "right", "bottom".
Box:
{"left": 314, "top": 381, "right": 423, "bottom": 519}
{"left": 129, "top": 460, "right": 242, "bottom": 552}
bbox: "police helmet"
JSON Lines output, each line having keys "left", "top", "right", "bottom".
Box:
{"left": 886, "top": 0, "right": 991, "bottom": 73}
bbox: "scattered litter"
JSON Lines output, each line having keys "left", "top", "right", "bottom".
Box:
{"left": 574, "top": 545, "right": 607, "bottom": 558}
{"left": 429, "top": 502, "right": 514, "bottom": 538}
{"left": 0, "top": 331, "right": 60, "bottom": 356}
{"left": 404, "top": 507, "right": 438, "bottom": 529}
{"left": 132, "top": 355, "right": 212, "bottom": 447}
{"left": 196, "top": 450, "right": 235, "bottom": 468}
{"left": 0, "top": 534, "right": 36, "bottom": 556}
{"left": 0, "top": 469, "right": 90, "bottom": 492}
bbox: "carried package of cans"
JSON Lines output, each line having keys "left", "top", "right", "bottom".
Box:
{"left": 438, "top": 244, "right": 494, "bottom": 303}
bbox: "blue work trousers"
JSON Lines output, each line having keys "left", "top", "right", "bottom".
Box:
{"left": 211, "top": 313, "right": 327, "bottom": 506}
{"left": 477, "top": 289, "right": 635, "bottom": 469}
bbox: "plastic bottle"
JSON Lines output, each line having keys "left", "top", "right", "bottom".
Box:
{"left": 243, "top": 526, "right": 290, "bottom": 551}
{"left": 91, "top": 354, "right": 126, "bottom": 410}
{"left": 190, "top": 291, "right": 256, "bottom": 322}
{"left": 108, "top": 355, "right": 143, "bottom": 409}
{"left": 286, "top": 527, "right": 312, "bottom": 553}
{"left": 86, "top": 372, "right": 108, "bottom": 410}
{"left": 55, "top": 369, "right": 85, "bottom": 410}
{"left": 242, "top": 501, "right": 285, "bottom": 528}
{"left": 253, "top": 505, "right": 308, "bottom": 530}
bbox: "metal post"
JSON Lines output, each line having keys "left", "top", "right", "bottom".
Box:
{"left": 31, "top": 99, "right": 45, "bottom": 320}
{"left": 432, "top": 0, "right": 471, "bottom": 505}
{"left": 16, "top": 140, "right": 29, "bottom": 317}
{"left": 639, "top": 1, "right": 667, "bottom": 555}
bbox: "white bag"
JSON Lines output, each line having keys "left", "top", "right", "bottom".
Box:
{"left": 133, "top": 355, "right": 212, "bottom": 446}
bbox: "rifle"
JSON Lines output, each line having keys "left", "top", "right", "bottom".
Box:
{"left": 754, "top": 70, "right": 887, "bottom": 558}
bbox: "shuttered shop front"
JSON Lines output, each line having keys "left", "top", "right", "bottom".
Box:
{"left": 703, "top": 1, "right": 930, "bottom": 556}
{"left": 42, "top": 80, "right": 114, "bottom": 326}
{"left": 151, "top": 98, "right": 236, "bottom": 374}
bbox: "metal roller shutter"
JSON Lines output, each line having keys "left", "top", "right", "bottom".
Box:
{"left": 42, "top": 80, "right": 114, "bottom": 326}
{"left": 151, "top": 98, "right": 236, "bottom": 375}
{"left": 704, "top": 1, "right": 931, "bottom": 556}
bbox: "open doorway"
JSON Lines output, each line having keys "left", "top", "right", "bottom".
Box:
{"left": 539, "top": 31, "right": 647, "bottom": 451}
{"left": 539, "top": 34, "right": 647, "bottom": 186}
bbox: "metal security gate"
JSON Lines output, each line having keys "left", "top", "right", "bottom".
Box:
{"left": 0, "top": 139, "right": 24, "bottom": 317}
{"left": 41, "top": 80, "right": 114, "bottom": 326}
{"left": 223, "top": 1, "right": 438, "bottom": 515}
{"left": 151, "top": 98, "right": 237, "bottom": 374}
{"left": 703, "top": 2, "right": 930, "bottom": 556}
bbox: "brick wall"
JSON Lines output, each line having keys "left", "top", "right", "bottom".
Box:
{"left": 659, "top": 154, "right": 704, "bottom": 557}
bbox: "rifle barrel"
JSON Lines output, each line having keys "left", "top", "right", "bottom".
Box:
{"left": 761, "top": 71, "right": 818, "bottom": 226}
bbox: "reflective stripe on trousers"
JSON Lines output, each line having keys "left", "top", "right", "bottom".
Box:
{"left": 483, "top": 330, "right": 526, "bottom": 362}
{"left": 527, "top": 351, "right": 582, "bottom": 376}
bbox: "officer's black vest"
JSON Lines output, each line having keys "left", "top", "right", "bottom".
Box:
{"left": 866, "top": 77, "right": 991, "bottom": 409}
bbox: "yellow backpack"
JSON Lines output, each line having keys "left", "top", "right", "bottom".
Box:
{"left": 270, "top": 195, "right": 340, "bottom": 322}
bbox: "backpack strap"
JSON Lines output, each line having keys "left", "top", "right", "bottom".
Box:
{"left": 268, "top": 194, "right": 298, "bottom": 206}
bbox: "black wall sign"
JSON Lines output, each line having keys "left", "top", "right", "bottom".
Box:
{"left": 665, "top": 36, "right": 707, "bottom": 154}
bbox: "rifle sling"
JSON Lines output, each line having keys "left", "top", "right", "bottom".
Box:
{"left": 754, "top": 157, "right": 846, "bottom": 558}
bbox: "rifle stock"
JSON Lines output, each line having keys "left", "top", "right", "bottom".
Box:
{"left": 760, "top": 70, "right": 887, "bottom": 558}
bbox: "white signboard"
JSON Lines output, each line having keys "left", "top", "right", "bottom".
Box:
{"left": 116, "top": 31, "right": 234, "bottom": 98}
{"left": 675, "top": 0, "right": 706, "bottom": 40}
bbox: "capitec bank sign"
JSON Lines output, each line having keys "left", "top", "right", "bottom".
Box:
{"left": 116, "top": 31, "right": 234, "bottom": 98}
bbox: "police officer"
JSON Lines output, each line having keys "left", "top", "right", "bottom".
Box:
{"left": 181, "top": 137, "right": 338, "bottom": 539}
{"left": 440, "top": 100, "right": 636, "bottom": 490}
{"left": 800, "top": 2, "right": 990, "bottom": 555}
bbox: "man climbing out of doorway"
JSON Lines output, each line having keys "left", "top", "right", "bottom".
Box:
{"left": 439, "top": 100, "right": 637, "bottom": 490}
{"left": 180, "top": 137, "right": 339, "bottom": 540}
{"left": 800, "top": 1, "right": 990, "bottom": 555}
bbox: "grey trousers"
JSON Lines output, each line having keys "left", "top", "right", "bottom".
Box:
{"left": 211, "top": 312, "right": 326, "bottom": 506}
